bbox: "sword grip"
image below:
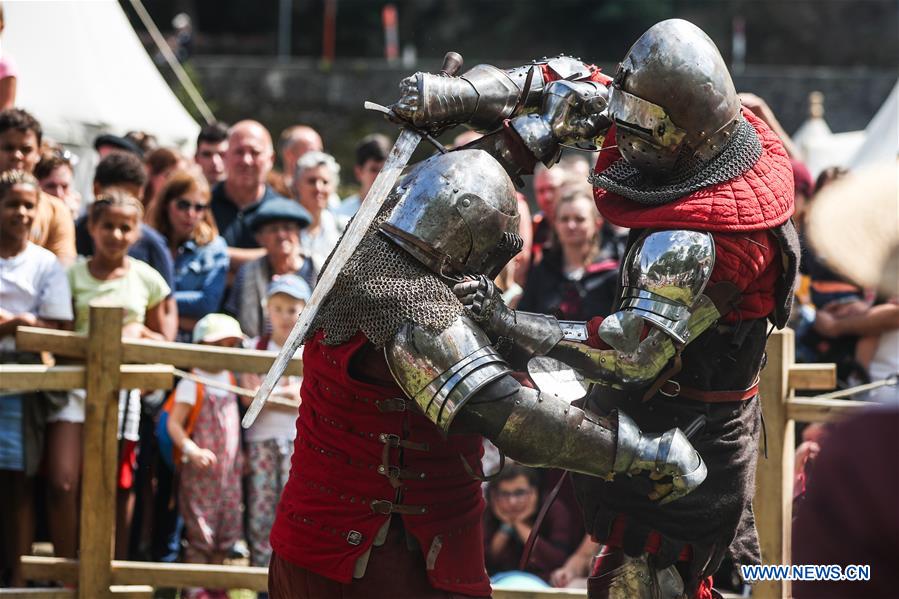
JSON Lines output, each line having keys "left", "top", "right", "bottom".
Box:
{"left": 440, "top": 52, "right": 463, "bottom": 77}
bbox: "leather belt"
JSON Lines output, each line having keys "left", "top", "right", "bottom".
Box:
{"left": 658, "top": 377, "right": 759, "bottom": 403}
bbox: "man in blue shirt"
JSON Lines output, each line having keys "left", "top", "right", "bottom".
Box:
{"left": 210, "top": 120, "right": 289, "bottom": 274}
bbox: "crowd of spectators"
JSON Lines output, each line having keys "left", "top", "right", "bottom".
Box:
{"left": 0, "top": 85, "right": 895, "bottom": 597}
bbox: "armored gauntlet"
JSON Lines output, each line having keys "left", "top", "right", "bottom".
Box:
{"left": 510, "top": 79, "right": 610, "bottom": 164}
{"left": 454, "top": 276, "right": 567, "bottom": 364}
{"left": 393, "top": 64, "right": 527, "bottom": 130}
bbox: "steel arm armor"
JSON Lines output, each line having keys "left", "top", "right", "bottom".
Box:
{"left": 384, "top": 314, "right": 706, "bottom": 502}
{"left": 477, "top": 297, "right": 722, "bottom": 388}
{"left": 455, "top": 230, "right": 724, "bottom": 387}
{"left": 384, "top": 314, "right": 511, "bottom": 434}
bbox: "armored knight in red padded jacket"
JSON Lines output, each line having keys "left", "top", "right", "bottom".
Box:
{"left": 268, "top": 152, "right": 705, "bottom": 598}
{"left": 397, "top": 18, "right": 800, "bottom": 599}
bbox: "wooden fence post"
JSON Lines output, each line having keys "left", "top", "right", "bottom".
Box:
{"left": 78, "top": 304, "right": 123, "bottom": 599}
{"left": 754, "top": 328, "right": 795, "bottom": 599}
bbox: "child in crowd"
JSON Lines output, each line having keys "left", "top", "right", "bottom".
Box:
{"left": 0, "top": 170, "right": 73, "bottom": 585}
{"left": 483, "top": 463, "right": 583, "bottom": 586}
{"left": 60, "top": 189, "right": 175, "bottom": 559}
{"left": 167, "top": 314, "right": 244, "bottom": 599}
{"left": 241, "top": 275, "right": 308, "bottom": 574}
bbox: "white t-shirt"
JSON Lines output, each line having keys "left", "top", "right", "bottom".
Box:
{"left": 0, "top": 242, "right": 73, "bottom": 351}
{"left": 243, "top": 338, "right": 301, "bottom": 443}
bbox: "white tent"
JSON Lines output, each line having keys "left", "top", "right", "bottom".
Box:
{"left": 793, "top": 82, "right": 899, "bottom": 178}
{"left": 3, "top": 0, "right": 199, "bottom": 179}
{"left": 792, "top": 94, "right": 865, "bottom": 179}
{"left": 849, "top": 80, "right": 898, "bottom": 169}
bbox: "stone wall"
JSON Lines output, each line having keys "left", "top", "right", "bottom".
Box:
{"left": 190, "top": 56, "right": 896, "bottom": 174}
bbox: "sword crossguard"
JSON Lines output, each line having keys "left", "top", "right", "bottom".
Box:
{"left": 364, "top": 101, "right": 448, "bottom": 154}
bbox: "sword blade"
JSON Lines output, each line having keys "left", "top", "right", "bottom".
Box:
{"left": 242, "top": 128, "right": 422, "bottom": 428}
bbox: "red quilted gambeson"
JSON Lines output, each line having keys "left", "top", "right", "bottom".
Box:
{"left": 593, "top": 108, "right": 795, "bottom": 322}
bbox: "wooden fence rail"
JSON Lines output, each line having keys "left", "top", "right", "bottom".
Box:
{"left": 5, "top": 305, "right": 864, "bottom": 599}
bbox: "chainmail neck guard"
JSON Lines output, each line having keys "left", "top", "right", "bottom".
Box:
{"left": 589, "top": 116, "right": 762, "bottom": 205}
{"left": 308, "top": 193, "right": 463, "bottom": 348}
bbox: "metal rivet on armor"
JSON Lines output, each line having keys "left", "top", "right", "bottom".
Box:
{"left": 379, "top": 433, "right": 386, "bottom": 442}
{"left": 347, "top": 530, "right": 363, "bottom": 545}
{"left": 461, "top": 198, "right": 470, "bottom": 207}
{"left": 377, "top": 465, "right": 386, "bottom": 473}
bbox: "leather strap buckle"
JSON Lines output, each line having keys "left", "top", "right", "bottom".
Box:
{"left": 370, "top": 499, "right": 428, "bottom": 515}
{"left": 377, "top": 464, "right": 426, "bottom": 480}
{"left": 370, "top": 499, "right": 394, "bottom": 514}
{"left": 659, "top": 380, "right": 681, "bottom": 397}
{"left": 379, "top": 433, "right": 402, "bottom": 447}
{"left": 379, "top": 433, "right": 429, "bottom": 452}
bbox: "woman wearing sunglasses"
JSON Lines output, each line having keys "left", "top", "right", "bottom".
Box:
{"left": 147, "top": 168, "right": 229, "bottom": 341}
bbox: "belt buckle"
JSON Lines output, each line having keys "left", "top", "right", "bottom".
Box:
{"left": 659, "top": 380, "right": 681, "bottom": 398}
{"left": 346, "top": 530, "right": 363, "bottom": 545}
{"left": 377, "top": 464, "right": 402, "bottom": 478}
{"left": 379, "top": 433, "right": 401, "bottom": 447}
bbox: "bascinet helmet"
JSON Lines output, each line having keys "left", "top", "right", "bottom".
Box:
{"left": 381, "top": 149, "right": 522, "bottom": 279}
{"left": 607, "top": 19, "right": 742, "bottom": 178}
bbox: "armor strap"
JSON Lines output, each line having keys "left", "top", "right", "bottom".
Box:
{"left": 641, "top": 349, "right": 684, "bottom": 402}
{"left": 378, "top": 432, "right": 429, "bottom": 451}
{"left": 519, "top": 470, "right": 569, "bottom": 571}
{"left": 641, "top": 281, "right": 742, "bottom": 402}
{"left": 370, "top": 499, "right": 428, "bottom": 515}
{"left": 459, "top": 450, "right": 505, "bottom": 483}
{"left": 375, "top": 398, "right": 408, "bottom": 413}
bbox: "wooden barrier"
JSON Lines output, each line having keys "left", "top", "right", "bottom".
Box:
{"left": 9, "top": 303, "right": 301, "bottom": 598}
{"left": 8, "top": 310, "right": 866, "bottom": 599}
{"left": 0, "top": 588, "right": 153, "bottom": 599}
{"left": 752, "top": 329, "right": 864, "bottom": 599}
